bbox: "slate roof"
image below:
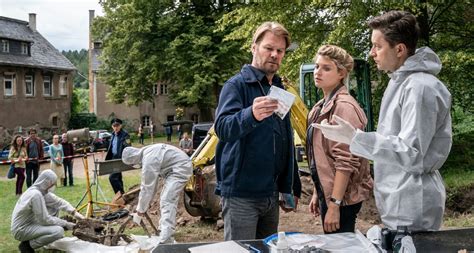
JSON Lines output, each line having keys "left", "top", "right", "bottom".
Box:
{"left": 0, "top": 16, "right": 76, "bottom": 71}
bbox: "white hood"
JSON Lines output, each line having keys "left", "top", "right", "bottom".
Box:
{"left": 396, "top": 47, "right": 442, "bottom": 76}
{"left": 32, "top": 169, "right": 57, "bottom": 194}
{"left": 122, "top": 146, "right": 144, "bottom": 165}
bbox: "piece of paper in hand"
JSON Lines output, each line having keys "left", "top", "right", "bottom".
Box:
{"left": 267, "top": 85, "right": 295, "bottom": 119}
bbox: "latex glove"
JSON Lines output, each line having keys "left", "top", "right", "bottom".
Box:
{"left": 132, "top": 213, "right": 142, "bottom": 225}
{"left": 64, "top": 222, "right": 75, "bottom": 230}
{"left": 400, "top": 235, "right": 416, "bottom": 253}
{"left": 366, "top": 225, "right": 382, "bottom": 246}
{"left": 313, "top": 115, "right": 356, "bottom": 145}
{"left": 73, "top": 211, "right": 85, "bottom": 220}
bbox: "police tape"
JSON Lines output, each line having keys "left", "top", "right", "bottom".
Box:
{"left": 0, "top": 151, "right": 106, "bottom": 165}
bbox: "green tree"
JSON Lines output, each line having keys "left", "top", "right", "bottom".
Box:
{"left": 71, "top": 88, "right": 89, "bottom": 114}
{"left": 93, "top": 0, "right": 247, "bottom": 120}
{"left": 62, "top": 49, "right": 89, "bottom": 88}
{"left": 216, "top": 1, "right": 473, "bottom": 120}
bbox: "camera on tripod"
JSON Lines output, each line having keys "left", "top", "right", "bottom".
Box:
{"left": 66, "top": 128, "right": 91, "bottom": 153}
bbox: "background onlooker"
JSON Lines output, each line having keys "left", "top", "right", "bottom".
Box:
{"left": 138, "top": 124, "right": 144, "bottom": 145}
{"left": 61, "top": 133, "right": 74, "bottom": 187}
{"left": 25, "top": 128, "right": 44, "bottom": 188}
{"left": 177, "top": 124, "right": 182, "bottom": 140}
{"left": 9, "top": 135, "right": 27, "bottom": 196}
{"left": 49, "top": 135, "right": 64, "bottom": 186}
{"left": 165, "top": 125, "right": 173, "bottom": 142}
{"left": 179, "top": 132, "right": 193, "bottom": 156}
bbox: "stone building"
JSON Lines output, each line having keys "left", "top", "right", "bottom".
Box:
{"left": 88, "top": 10, "right": 201, "bottom": 134}
{"left": 0, "top": 14, "right": 75, "bottom": 144}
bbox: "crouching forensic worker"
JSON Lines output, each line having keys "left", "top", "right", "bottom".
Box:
{"left": 122, "top": 144, "right": 192, "bottom": 244}
{"left": 11, "top": 169, "right": 84, "bottom": 253}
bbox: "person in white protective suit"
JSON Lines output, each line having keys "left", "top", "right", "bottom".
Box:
{"left": 315, "top": 10, "right": 452, "bottom": 231}
{"left": 122, "top": 144, "right": 192, "bottom": 244}
{"left": 11, "top": 169, "right": 84, "bottom": 253}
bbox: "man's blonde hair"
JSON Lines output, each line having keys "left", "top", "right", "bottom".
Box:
{"left": 252, "top": 21, "right": 291, "bottom": 49}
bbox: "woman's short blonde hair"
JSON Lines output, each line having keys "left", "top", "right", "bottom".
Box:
{"left": 252, "top": 21, "right": 291, "bottom": 49}
{"left": 315, "top": 45, "right": 354, "bottom": 72}
{"left": 315, "top": 45, "right": 354, "bottom": 85}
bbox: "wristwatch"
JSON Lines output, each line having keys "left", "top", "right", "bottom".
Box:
{"left": 330, "top": 197, "right": 342, "bottom": 206}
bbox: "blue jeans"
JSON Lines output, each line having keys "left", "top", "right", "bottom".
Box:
{"left": 222, "top": 193, "right": 279, "bottom": 240}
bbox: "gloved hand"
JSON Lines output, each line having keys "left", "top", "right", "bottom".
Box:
{"left": 366, "top": 225, "right": 382, "bottom": 246}
{"left": 400, "top": 235, "right": 416, "bottom": 253}
{"left": 132, "top": 213, "right": 142, "bottom": 225}
{"left": 313, "top": 115, "right": 356, "bottom": 145}
{"left": 73, "top": 210, "right": 85, "bottom": 220}
{"left": 64, "top": 222, "right": 75, "bottom": 231}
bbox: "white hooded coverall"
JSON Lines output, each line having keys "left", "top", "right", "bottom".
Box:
{"left": 11, "top": 170, "right": 75, "bottom": 249}
{"left": 350, "top": 47, "right": 452, "bottom": 231}
{"left": 122, "top": 144, "right": 192, "bottom": 243}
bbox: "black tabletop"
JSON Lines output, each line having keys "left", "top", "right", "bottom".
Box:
{"left": 412, "top": 228, "right": 474, "bottom": 253}
{"left": 153, "top": 228, "right": 474, "bottom": 253}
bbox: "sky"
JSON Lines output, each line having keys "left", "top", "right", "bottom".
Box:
{"left": 0, "top": 0, "right": 103, "bottom": 51}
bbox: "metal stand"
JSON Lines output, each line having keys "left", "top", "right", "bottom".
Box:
{"left": 75, "top": 150, "right": 123, "bottom": 218}
{"left": 92, "top": 154, "right": 109, "bottom": 204}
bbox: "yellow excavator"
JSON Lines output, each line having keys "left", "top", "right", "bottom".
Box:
{"left": 183, "top": 60, "right": 372, "bottom": 217}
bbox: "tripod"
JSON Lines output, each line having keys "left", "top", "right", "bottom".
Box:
{"left": 75, "top": 149, "right": 123, "bottom": 218}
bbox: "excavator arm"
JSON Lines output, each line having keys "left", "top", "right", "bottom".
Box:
{"left": 283, "top": 77, "right": 308, "bottom": 147}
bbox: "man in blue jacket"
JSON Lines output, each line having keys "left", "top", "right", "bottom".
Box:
{"left": 106, "top": 118, "right": 130, "bottom": 194}
{"left": 215, "top": 21, "right": 301, "bottom": 240}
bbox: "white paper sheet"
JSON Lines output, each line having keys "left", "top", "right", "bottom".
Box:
{"left": 267, "top": 85, "right": 295, "bottom": 119}
{"left": 188, "top": 241, "right": 249, "bottom": 253}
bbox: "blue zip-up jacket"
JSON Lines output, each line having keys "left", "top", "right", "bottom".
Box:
{"left": 106, "top": 130, "right": 130, "bottom": 160}
{"left": 215, "top": 64, "right": 300, "bottom": 198}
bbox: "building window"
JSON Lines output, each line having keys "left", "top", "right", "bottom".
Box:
{"left": 43, "top": 76, "right": 52, "bottom": 96}
{"left": 167, "top": 115, "right": 174, "bottom": 122}
{"left": 52, "top": 116, "right": 58, "bottom": 127}
{"left": 93, "top": 42, "right": 102, "bottom": 49}
{"left": 4, "top": 73, "right": 15, "bottom": 96}
{"left": 153, "top": 84, "right": 158, "bottom": 95}
{"left": 160, "top": 84, "right": 168, "bottom": 95}
{"left": 59, "top": 75, "right": 67, "bottom": 96}
{"left": 142, "top": 116, "right": 151, "bottom": 127}
{"left": 25, "top": 75, "right": 34, "bottom": 96}
{"left": 1, "top": 40, "right": 9, "bottom": 53}
{"left": 21, "top": 42, "right": 28, "bottom": 55}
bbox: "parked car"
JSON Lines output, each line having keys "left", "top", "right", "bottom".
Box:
{"left": 42, "top": 140, "right": 51, "bottom": 160}
{"left": 0, "top": 146, "right": 9, "bottom": 161}
{"left": 0, "top": 139, "right": 50, "bottom": 162}
{"left": 192, "top": 122, "right": 213, "bottom": 149}
{"left": 89, "top": 131, "right": 112, "bottom": 152}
